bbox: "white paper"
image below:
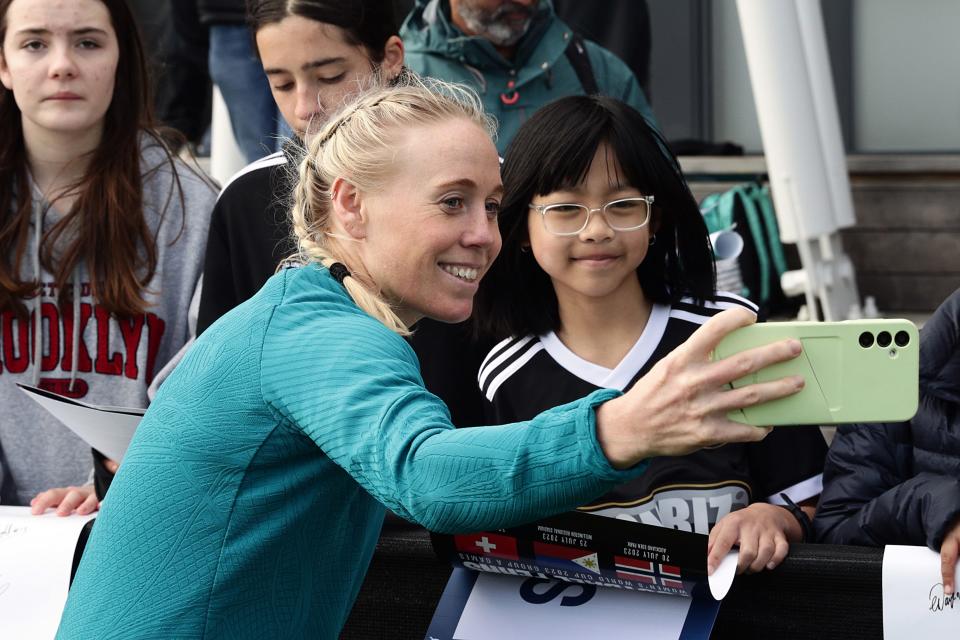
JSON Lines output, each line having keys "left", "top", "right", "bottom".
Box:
{"left": 17, "top": 384, "right": 142, "bottom": 462}
{"left": 0, "top": 507, "right": 97, "bottom": 640}
{"left": 708, "top": 550, "right": 738, "bottom": 600}
{"left": 453, "top": 572, "right": 691, "bottom": 639}
{"left": 882, "top": 544, "right": 960, "bottom": 640}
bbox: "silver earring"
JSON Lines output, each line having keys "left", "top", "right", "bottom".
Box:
{"left": 649, "top": 234, "right": 656, "bottom": 246}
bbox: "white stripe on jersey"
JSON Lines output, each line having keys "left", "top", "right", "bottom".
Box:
{"left": 480, "top": 293, "right": 757, "bottom": 401}
{"left": 766, "top": 473, "right": 823, "bottom": 505}
{"left": 483, "top": 342, "right": 545, "bottom": 401}
{"left": 668, "top": 309, "right": 715, "bottom": 325}
{"left": 669, "top": 291, "right": 757, "bottom": 325}
{"left": 217, "top": 151, "right": 288, "bottom": 200}
{"left": 477, "top": 335, "right": 536, "bottom": 390}
{"left": 538, "top": 303, "right": 671, "bottom": 391}
{"left": 710, "top": 290, "right": 759, "bottom": 311}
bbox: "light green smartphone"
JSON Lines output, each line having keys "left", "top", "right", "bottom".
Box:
{"left": 712, "top": 319, "right": 919, "bottom": 426}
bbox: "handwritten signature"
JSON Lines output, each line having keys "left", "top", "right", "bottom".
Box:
{"left": 0, "top": 522, "right": 28, "bottom": 540}
{"left": 928, "top": 583, "right": 960, "bottom": 612}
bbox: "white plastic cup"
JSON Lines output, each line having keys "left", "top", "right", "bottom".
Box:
{"left": 710, "top": 230, "right": 745, "bottom": 267}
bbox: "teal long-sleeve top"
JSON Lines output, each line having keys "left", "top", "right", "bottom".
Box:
{"left": 56, "top": 264, "right": 644, "bottom": 639}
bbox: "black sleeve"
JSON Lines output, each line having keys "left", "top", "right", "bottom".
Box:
{"left": 0, "top": 440, "right": 17, "bottom": 505}
{"left": 918, "top": 287, "right": 960, "bottom": 385}
{"left": 92, "top": 449, "right": 115, "bottom": 501}
{"left": 152, "top": 0, "right": 211, "bottom": 144}
{"left": 747, "top": 426, "right": 828, "bottom": 502}
{"left": 196, "top": 198, "right": 237, "bottom": 335}
{"left": 814, "top": 419, "right": 960, "bottom": 549}
{"left": 197, "top": 166, "right": 297, "bottom": 334}
{"left": 408, "top": 320, "right": 493, "bottom": 428}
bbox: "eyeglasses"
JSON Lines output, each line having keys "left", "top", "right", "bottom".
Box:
{"left": 529, "top": 196, "right": 654, "bottom": 236}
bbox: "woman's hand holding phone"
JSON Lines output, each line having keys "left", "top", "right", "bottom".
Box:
{"left": 596, "top": 307, "right": 804, "bottom": 469}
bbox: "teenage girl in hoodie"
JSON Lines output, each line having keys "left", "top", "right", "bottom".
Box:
{"left": 0, "top": 0, "right": 216, "bottom": 511}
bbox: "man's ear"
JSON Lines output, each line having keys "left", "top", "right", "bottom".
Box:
{"left": 329, "top": 177, "right": 367, "bottom": 240}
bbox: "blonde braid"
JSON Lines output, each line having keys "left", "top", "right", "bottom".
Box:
{"left": 288, "top": 147, "right": 411, "bottom": 335}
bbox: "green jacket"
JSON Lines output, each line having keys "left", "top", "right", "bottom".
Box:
{"left": 401, "top": 0, "right": 656, "bottom": 153}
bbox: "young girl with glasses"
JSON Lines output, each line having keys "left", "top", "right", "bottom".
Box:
{"left": 474, "top": 95, "right": 828, "bottom": 575}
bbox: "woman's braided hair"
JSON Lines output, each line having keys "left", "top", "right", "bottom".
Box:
{"left": 289, "top": 75, "right": 496, "bottom": 334}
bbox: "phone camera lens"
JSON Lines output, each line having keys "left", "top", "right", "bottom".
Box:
{"left": 859, "top": 331, "right": 875, "bottom": 348}
{"left": 877, "top": 331, "right": 892, "bottom": 348}
{"left": 895, "top": 330, "right": 910, "bottom": 347}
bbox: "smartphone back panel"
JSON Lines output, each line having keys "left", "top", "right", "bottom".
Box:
{"left": 713, "top": 319, "right": 919, "bottom": 426}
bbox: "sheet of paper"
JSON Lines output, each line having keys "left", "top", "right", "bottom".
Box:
{"left": 708, "top": 550, "right": 738, "bottom": 600}
{"left": 882, "top": 544, "right": 960, "bottom": 639}
{"left": 455, "top": 572, "right": 690, "bottom": 639}
{"left": 0, "top": 507, "right": 96, "bottom": 640}
{"left": 427, "top": 569, "right": 720, "bottom": 640}
{"left": 17, "top": 383, "right": 142, "bottom": 462}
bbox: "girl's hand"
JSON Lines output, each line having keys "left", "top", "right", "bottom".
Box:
{"left": 940, "top": 518, "right": 960, "bottom": 596}
{"left": 707, "top": 503, "right": 801, "bottom": 575}
{"left": 30, "top": 484, "right": 100, "bottom": 516}
{"left": 595, "top": 307, "right": 804, "bottom": 468}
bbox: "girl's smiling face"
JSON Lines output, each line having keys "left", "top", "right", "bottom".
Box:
{"left": 527, "top": 142, "right": 654, "bottom": 309}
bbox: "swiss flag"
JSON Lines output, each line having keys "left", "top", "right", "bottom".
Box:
{"left": 454, "top": 532, "right": 520, "bottom": 561}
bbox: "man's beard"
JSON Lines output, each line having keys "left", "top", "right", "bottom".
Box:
{"left": 456, "top": 1, "right": 536, "bottom": 47}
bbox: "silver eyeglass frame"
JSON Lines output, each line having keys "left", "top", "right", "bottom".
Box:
{"left": 528, "top": 196, "right": 655, "bottom": 236}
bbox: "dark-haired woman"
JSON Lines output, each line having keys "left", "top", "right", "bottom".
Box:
{"left": 475, "top": 95, "right": 828, "bottom": 575}
{"left": 196, "top": 0, "right": 405, "bottom": 336}
{"left": 0, "top": 0, "right": 215, "bottom": 511}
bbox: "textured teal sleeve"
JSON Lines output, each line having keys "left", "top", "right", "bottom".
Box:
{"left": 261, "top": 305, "right": 647, "bottom": 534}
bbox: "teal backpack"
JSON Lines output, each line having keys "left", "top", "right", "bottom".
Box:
{"left": 700, "top": 183, "right": 793, "bottom": 314}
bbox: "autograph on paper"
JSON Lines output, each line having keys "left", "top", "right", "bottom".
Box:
{"left": 928, "top": 583, "right": 960, "bottom": 613}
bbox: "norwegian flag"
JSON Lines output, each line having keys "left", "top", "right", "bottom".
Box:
{"left": 454, "top": 532, "right": 519, "bottom": 561}
{"left": 614, "top": 556, "right": 684, "bottom": 589}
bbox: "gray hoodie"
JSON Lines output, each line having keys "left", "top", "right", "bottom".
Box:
{"left": 0, "top": 138, "right": 216, "bottom": 505}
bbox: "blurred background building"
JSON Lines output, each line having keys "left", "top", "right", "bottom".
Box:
{"left": 144, "top": 0, "right": 959, "bottom": 313}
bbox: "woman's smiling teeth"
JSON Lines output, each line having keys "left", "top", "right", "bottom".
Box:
{"left": 440, "top": 264, "right": 480, "bottom": 282}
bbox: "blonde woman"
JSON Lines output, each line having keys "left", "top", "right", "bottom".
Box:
{"left": 58, "top": 80, "right": 803, "bottom": 639}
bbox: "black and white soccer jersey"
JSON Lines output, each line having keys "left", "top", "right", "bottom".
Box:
{"left": 477, "top": 293, "right": 827, "bottom": 535}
